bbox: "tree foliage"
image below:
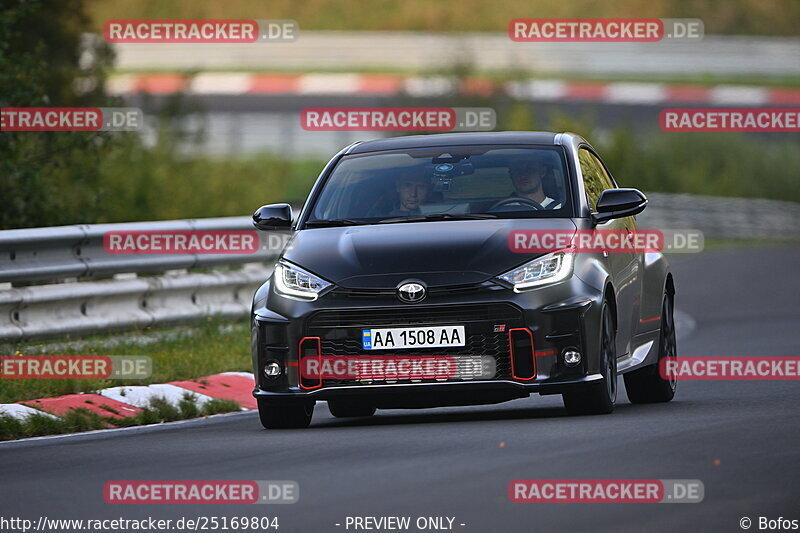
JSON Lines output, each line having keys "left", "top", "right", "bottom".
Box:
{"left": 0, "top": 0, "right": 116, "bottom": 229}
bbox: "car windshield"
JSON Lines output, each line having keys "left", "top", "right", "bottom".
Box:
{"left": 307, "top": 145, "right": 573, "bottom": 226}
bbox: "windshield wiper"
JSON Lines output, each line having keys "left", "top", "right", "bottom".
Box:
{"left": 377, "top": 213, "right": 497, "bottom": 224}
{"left": 304, "top": 218, "right": 363, "bottom": 227}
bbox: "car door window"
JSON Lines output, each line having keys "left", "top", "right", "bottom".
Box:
{"left": 578, "top": 148, "right": 616, "bottom": 211}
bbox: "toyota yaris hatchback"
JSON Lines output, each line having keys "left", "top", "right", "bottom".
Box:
{"left": 250, "top": 132, "right": 677, "bottom": 429}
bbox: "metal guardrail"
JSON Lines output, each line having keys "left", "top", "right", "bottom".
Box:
{"left": 0, "top": 217, "right": 280, "bottom": 341}
{"left": 0, "top": 216, "right": 272, "bottom": 284}
{"left": 638, "top": 193, "right": 800, "bottom": 240}
{"left": 0, "top": 267, "right": 270, "bottom": 341}
{"left": 1, "top": 193, "right": 798, "bottom": 342}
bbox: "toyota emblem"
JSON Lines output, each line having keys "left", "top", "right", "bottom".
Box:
{"left": 397, "top": 282, "right": 426, "bottom": 303}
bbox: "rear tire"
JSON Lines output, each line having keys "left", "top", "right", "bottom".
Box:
{"left": 257, "top": 399, "right": 314, "bottom": 429}
{"left": 624, "top": 291, "right": 678, "bottom": 404}
{"left": 563, "top": 303, "right": 617, "bottom": 416}
{"left": 327, "top": 400, "right": 376, "bottom": 418}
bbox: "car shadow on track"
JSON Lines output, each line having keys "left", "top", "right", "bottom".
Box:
{"left": 305, "top": 400, "right": 666, "bottom": 429}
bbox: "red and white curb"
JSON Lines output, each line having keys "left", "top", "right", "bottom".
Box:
{"left": 0, "top": 403, "right": 59, "bottom": 420}
{"left": 107, "top": 72, "right": 800, "bottom": 106}
{"left": 0, "top": 371, "right": 256, "bottom": 422}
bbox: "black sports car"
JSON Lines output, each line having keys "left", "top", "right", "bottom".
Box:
{"left": 250, "top": 131, "right": 677, "bottom": 428}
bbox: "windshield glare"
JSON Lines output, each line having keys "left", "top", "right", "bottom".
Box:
{"left": 308, "top": 145, "right": 573, "bottom": 225}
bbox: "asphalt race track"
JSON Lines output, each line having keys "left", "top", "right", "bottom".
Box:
{"left": 1, "top": 244, "right": 799, "bottom": 533}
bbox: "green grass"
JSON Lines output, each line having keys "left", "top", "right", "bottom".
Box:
{"left": 94, "top": 139, "right": 325, "bottom": 223}
{"left": 5, "top": 87, "right": 800, "bottom": 230}
{"left": 0, "top": 396, "right": 242, "bottom": 441}
{"left": 599, "top": 130, "right": 800, "bottom": 202}
{"left": 508, "top": 106, "right": 800, "bottom": 203}
{"left": 0, "top": 318, "right": 251, "bottom": 404}
{"left": 0, "top": 124, "right": 327, "bottom": 229}
{"left": 16, "top": 116, "right": 800, "bottom": 231}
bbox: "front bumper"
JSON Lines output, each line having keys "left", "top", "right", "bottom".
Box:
{"left": 251, "top": 274, "right": 605, "bottom": 407}
{"left": 253, "top": 374, "right": 604, "bottom": 409}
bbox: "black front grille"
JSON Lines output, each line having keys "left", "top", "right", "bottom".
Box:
{"left": 331, "top": 281, "right": 500, "bottom": 300}
{"left": 304, "top": 304, "right": 524, "bottom": 386}
{"left": 307, "top": 303, "right": 522, "bottom": 328}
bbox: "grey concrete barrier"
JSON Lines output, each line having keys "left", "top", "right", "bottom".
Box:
{"left": 109, "top": 33, "right": 800, "bottom": 76}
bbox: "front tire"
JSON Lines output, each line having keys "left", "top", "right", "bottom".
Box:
{"left": 624, "top": 290, "right": 678, "bottom": 403}
{"left": 257, "top": 399, "right": 314, "bottom": 429}
{"left": 563, "top": 303, "right": 617, "bottom": 415}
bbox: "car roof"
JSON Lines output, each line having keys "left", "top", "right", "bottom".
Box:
{"left": 346, "top": 131, "right": 566, "bottom": 154}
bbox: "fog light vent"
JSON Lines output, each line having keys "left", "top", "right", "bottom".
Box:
{"left": 299, "top": 337, "right": 322, "bottom": 390}
{"left": 508, "top": 328, "right": 536, "bottom": 381}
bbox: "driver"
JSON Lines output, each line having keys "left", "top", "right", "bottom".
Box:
{"left": 387, "top": 170, "right": 430, "bottom": 216}
{"left": 508, "top": 155, "right": 562, "bottom": 209}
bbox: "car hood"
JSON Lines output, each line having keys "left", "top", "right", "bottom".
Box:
{"left": 281, "top": 219, "right": 578, "bottom": 289}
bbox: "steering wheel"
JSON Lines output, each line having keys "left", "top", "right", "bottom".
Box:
{"left": 487, "top": 197, "right": 544, "bottom": 212}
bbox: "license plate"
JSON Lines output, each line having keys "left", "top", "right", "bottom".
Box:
{"left": 362, "top": 326, "right": 465, "bottom": 350}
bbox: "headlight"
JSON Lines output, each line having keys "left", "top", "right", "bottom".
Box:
{"left": 273, "top": 260, "right": 333, "bottom": 301}
{"left": 496, "top": 249, "right": 574, "bottom": 292}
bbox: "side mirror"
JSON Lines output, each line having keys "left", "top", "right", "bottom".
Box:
{"left": 253, "top": 203, "right": 292, "bottom": 230}
{"left": 591, "top": 188, "right": 647, "bottom": 225}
